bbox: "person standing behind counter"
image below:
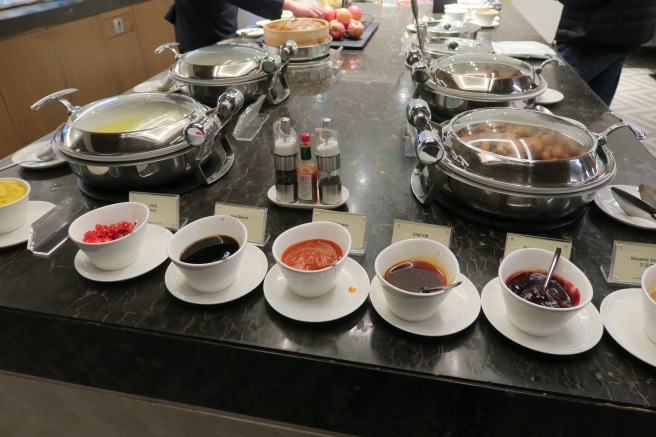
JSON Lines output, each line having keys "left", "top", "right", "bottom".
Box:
{"left": 166, "top": 0, "right": 325, "bottom": 53}
{"left": 555, "top": 0, "right": 656, "bottom": 106}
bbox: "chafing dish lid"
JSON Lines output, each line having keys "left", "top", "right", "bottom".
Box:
{"left": 170, "top": 43, "right": 267, "bottom": 82}
{"left": 430, "top": 53, "right": 539, "bottom": 95}
{"left": 56, "top": 93, "right": 205, "bottom": 162}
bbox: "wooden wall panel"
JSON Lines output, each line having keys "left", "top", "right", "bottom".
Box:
{"left": 49, "top": 15, "right": 119, "bottom": 107}
{"left": 0, "top": 90, "right": 21, "bottom": 157}
{"left": 98, "top": 7, "right": 148, "bottom": 92}
{"left": 0, "top": 30, "right": 69, "bottom": 147}
{"left": 132, "top": 0, "right": 176, "bottom": 78}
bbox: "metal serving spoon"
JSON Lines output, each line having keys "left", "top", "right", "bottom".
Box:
{"left": 543, "top": 247, "right": 561, "bottom": 290}
{"left": 419, "top": 280, "right": 462, "bottom": 294}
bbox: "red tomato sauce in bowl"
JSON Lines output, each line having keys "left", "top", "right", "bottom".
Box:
{"left": 282, "top": 239, "right": 343, "bottom": 271}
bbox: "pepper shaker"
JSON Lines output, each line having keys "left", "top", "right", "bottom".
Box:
{"left": 273, "top": 117, "right": 298, "bottom": 203}
{"left": 315, "top": 118, "right": 342, "bottom": 205}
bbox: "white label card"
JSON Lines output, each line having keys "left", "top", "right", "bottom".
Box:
{"left": 312, "top": 209, "right": 367, "bottom": 253}
{"left": 214, "top": 203, "right": 268, "bottom": 245}
{"left": 129, "top": 192, "right": 179, "bottom": 229}
{"left": 504, "top": 233, "right": 572, "bottom": 259}
{"left": 391, "top": 219, "right": 452, "bottom": 247}
{"left": 609, "top": 241, "right": 656, "bottom": 284}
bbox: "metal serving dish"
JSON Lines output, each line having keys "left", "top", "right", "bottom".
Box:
{"left": 265, "top": 37, "right": 332, "bottom": 62}
{"left": 410, "top": 36, "right": 492, "bottom": 62}
{"left": 156, "top": 40, "right": 297, "bottom": 106}
{"left": 32, "top": 88, "right": 244, "bottom": 189}
{"left": 405, "top": 103, "right": 645, "bottom": 223}
{"left": 407, "top": 52, "right": 554, "bottom": 119}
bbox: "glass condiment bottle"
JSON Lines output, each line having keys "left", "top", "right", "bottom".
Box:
{"left": 273, "top": 117, "right": 298, "bottom": 203}
{"left": 315, "top": 118, "right": 342, "bottom": 205}
{"left": 296, "top": 132, "right": 318, "bottom": 204}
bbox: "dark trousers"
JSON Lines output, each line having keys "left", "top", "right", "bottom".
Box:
{"left": 558, "top": 45, "right": 626, "bottom": 106}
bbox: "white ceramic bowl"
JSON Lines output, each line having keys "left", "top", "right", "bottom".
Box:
{"left": 444, "top": 9, "right": 468, "bottom": 22}
{"left": 498, "top": 248, "right": 593, "bottom": 337}
{"left": 68, "top": 202, "right": 150, "bottom": 271}
{"left": 473, "top": 8, "right": 498, "bottom": 26}
{"left": 272, "top": 221, "right": 351, "bottom": 298}
{"left": 374, "top": 239, "right": 460, "bottom": 322}
{"left": 168, "top": 215, "right": 248, "bottom": 293}
{"left": 641, "top": 263, "right": 656, "bottom": 344}
{"left": 0, "top": 178, "right": 30, "bottom": 234}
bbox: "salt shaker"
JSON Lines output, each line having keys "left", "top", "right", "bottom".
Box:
{"left": 315, "top": 118, "right": 342, "bottom": 205}
{"left": 273, "top": 117, "right": 298, "bottom": 203}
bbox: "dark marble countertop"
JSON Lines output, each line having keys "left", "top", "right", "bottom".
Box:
{"left": 0, "top": 2, "right": 654, "bottom": 436}
{"left": 0, "top": 0, "right": 152, "bottom": 39}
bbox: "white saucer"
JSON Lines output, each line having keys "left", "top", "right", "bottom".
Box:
{"left": 267, "top": 186, "right": 350, "bottom": 210}
{"left": 536, "top": 88, "right": 564, "bottom": 105}
{"left": 601, "top": 288, "right": 656, "bottom": 367}
{"left": 74, "top": 224, "right": 172, "bottom": 282}
{"left": 237, "top": 27, "right": 264, "bottom": 38}
{"left": 263, "top": 257, "right": 370, "bottom": 323}
{"left": 11, "top": 140, "right": 65, "bottom": 169}
{"left": 370, "top": 274, "right": 481, "bottom": 336}
{"left": 133, "top": 79, "right": 178, "bottom": 93}
{"left": 0, "top": 201, "right": 55, "bottom": 248}
{"left": 165, "top": 243, "right": 267, "bottom": 304}
{"left": 468, "top": 17, "right": 500, "bottom": 28}
{"left": 481, "top": 278, "right": 603, "bottom": 355}
{"left": 594, "top": 184, "right": 656, "bottom": 230}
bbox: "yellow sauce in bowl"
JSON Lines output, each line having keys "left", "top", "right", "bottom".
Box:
{"left": 0, "top": 180, "right": 28, "bottom": 206}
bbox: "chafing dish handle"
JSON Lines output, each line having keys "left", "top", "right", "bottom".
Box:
{"left": 189, "top": 135, "right": 235, "bottom": 185}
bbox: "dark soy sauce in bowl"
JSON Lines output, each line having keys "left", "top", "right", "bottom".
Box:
{"left": 506, "top": 271, "right": 579, "bottom": 308}
{"left": 385, "top": 260, "right": 447, "bottom": 294}
{"left": 180, "top": 235, "right": 240, "bottom": 264}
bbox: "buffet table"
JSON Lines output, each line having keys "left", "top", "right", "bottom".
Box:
{"left": 0, "top": 2, "right": 654, "bottom": 435}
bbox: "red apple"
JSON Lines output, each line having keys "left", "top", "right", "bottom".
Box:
{"left": 335, "top": 8, "right": 352, "bottom": 24}
{"left": 347, "top": 5, "right": 363, "bottom": 21}
{"left": 321, "top": 5, "right": 336, "bottom": 22}
{"left": 346, "top": 20, "right": 365, "bottom": 39}
{"left": 329, "top": 20, "right": 346, "bottom": 40}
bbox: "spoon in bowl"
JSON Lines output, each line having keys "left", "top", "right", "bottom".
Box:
{"left": 419, "top": 280, "right": 462, "bottom": 294}
{"left": 543, "top": 247, "right": 562, "bottom": 290}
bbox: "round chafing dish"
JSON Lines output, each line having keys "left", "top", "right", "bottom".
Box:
{"left": 407, "top": 53, "right": 555, "bottom": 119}
{"left": 156, "top": 41, "right": 297, "bottom": 107}
{"left": 31, "top": 88, "right": 244, "bottom": 189}
{"left": 405, "top": 104, "right": 644, "bottom": 223}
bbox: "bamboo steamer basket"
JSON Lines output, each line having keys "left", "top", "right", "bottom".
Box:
{"left": 263, "top": 18, "right": 330, "bottom": 47}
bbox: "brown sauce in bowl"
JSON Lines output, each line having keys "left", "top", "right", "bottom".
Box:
{"left": 384, "top": 260, "right": 447, "bottom": 294}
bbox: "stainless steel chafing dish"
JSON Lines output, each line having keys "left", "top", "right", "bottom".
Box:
{"left": 32, "top": 88, "right": 244, "bottom": 190}
{"left": 156, "top": 40, "right": 297, "bottom": 107}
{"left": 405, "top": 102, "right": 645, "bottom": 224}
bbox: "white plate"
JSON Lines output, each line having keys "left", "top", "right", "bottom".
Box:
{"left": 165, "top": 243, "right": 267, "bottom": 304}
{"left": 74, "top": 224, "right": 172, "bottom": 282}
{"left": 0, "top": 201, "right": 55, "bottom": 248}
{"left": 281, "top": 10, "right": 293, "bottom": 19}
{"left": 594, "top": 184, "right": 656, "bottom": 230}
{"left": 601, "top": 288, "right": 656, "bottom": 367}
{"left": 481, "top": 278, "right": 603, "bottom": 355}
{"left": 263, "top": 257, "right": 370, "bottom": 323}
{"left": 536, "top": 88, "right": 564, "bottom": 105}
{"left": 256, "top": 19, "right": 271, "bottom": 27}
{"left": 236, "top": 27, "right": 264, "bottom": 38}
{"left": 11, "top": 140, "right": 65, "bottom": 169}
{"left": 469, "top": 17, "right": 500, "bottom": 28}
{"left": 133, "top": 79, "right": 178, "bottom": 93}
{"left": 267, "top": 186, "right": 350, "bottom": 210}
{"left": 370, "top": 274, "right": 481, "bottom": 336}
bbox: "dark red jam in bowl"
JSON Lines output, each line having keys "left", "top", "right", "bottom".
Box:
{"left": 384, "top": 260, "right": 447, "bottom": 294}
{"left": 506, "top": 270, "right": 580, "bottom": 308}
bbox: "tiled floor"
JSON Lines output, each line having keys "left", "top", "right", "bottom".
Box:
{"left": 610, "top": 47, "right": 656, "bottom": 158}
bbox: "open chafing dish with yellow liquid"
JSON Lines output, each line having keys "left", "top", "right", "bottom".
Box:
{"left": 32, "top": 88, "right": 244, "bottom": 190}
